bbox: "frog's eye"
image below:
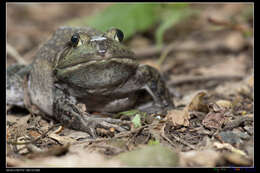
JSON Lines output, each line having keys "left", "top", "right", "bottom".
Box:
{"left": 106, "top": 28, "right": 124, "bottom": 42}
{"left": 70, "top": 33, "right": 80, "bottom": 47}
{"left": 114, "top": 29, "right": 124, "bottom": 42}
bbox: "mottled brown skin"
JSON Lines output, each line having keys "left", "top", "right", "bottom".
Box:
{"left": 7, "top": 26, "right": 174, "bottom": 137}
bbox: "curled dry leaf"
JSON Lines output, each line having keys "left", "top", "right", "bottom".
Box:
{"left": 186, "top": 90, "right": 209, "bottom": 113}
{"left": 166, "top": 90, "right": 209, "bottom": 128}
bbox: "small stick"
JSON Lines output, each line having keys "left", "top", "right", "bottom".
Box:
{"left": 7, "top": 43, "right": 28, "bottom": 65}
{"left": 169, "top": 75, "right": 244, "bottom": 86}
{"left": 170, "top": 133, "right": 196, "bottom": 150}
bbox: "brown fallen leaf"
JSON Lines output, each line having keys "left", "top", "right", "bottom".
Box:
{"left": 186, "top": 90, "right": 209, "bottom": 113}
{"left": 166, "top": 90, "right": 209, "bottom": 128}
{"left": 28, "top": 130, "right": 41, "bottom": 139}
{"left": 202, "top": 110, "right": 226, "bottom": 130}
{"left": 216, "top": 100, "right": 233, "bottom": 110}
{"left": 166, "top": 109, "right": 190, "bottom": 128}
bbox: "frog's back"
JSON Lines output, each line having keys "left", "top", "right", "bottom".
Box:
{"left": 29, "top": 26, "right": 102, "bottom": 115}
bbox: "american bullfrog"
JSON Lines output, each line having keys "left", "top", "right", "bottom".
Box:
{"left": 7, "top": 26, "right": 174, "bottom": 137}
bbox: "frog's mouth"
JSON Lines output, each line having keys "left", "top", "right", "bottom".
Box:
{"left": 56, "top": 55, "right": 135, "bottom": 69}
{"left": 55, "top": 57, "right": 138, "bottom": 83}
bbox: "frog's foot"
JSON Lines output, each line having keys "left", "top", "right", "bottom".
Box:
{"left": 54, "top": 90, "right": 130, "bottom": 138}
{"left": 80, "top": 116, "right": 130, "bottom": 137}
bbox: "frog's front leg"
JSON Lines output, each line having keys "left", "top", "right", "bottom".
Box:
{"left": 135, "top": 65, "right": 174, "bottom": 111}
{"left": 53, "top": 88, "right": 129, "bottom": 138}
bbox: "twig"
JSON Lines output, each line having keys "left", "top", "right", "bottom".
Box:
{"left": 169, "top": 75, "right": 244, "bottom": 86}
{"left": 158, "top": 42, "right": 180, "bottom": 65}
{"left": 7, "top": 43, "right": 28, "bottom": 65}
{"left": 133, "top": 46, "right": 163, "bottom": 59}
{"left": 160, "top": 123, "right": 177, "bottom": 148}
{"left": 170, "top": 134, "right": 196, "bottom": 150}
{"left": 160, "top": 132, "right": 177, "bottom": 148}
{"left": 207, "top": 16, "right": 252, "bottom": 35}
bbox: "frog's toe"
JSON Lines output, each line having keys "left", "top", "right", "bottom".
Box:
{"left": 85, "top": 117, "right": 131, "bottom": 138}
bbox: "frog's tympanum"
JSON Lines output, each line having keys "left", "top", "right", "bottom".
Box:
{"left": 7, "top": 27, "right": 174, "bottom": 137}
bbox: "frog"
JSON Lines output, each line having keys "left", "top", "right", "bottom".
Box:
{"left": 6, "top": 26, "right": 174, "bottom": 138}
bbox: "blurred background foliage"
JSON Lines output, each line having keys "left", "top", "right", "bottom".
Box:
{"left": 67, "top": 3, "right": 195, "bottom": 47}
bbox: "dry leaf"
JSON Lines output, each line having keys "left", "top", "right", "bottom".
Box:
{"left": 186, "top": 90, "right": 209, "bottom": 113}
{"left": 28, "top": 130, "right": 41, "bottom": 139}
{"left": 167, "top": 91, "right": 210, "bottom": 128}
{"left": 166, "top": 109, "right": 190, "bottom": 127}
{"left": 202, "top": 111, "right": 226, "bottom": 129}
{"left": 216, "top": 100, "right": 232, "bottom": 110}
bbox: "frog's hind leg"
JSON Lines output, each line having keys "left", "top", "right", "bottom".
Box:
{"left": 135, "top": 65, "right": 174, "bottom": 111}
{"left": 6, "top": 64, "right": 31, "bottom": 108}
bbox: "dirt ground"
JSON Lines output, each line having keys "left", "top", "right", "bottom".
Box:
{"left": 6, "top": 3, "right": 254, "bottom": 167}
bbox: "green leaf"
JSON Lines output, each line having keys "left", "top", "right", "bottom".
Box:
{"left": 132, "top": 114, "right": 141, "bottom": 128}
{"left": 148, "top": 139, "right": 160, "bottom": 145}
{"left": 67, "top": 3, "right": 194, "bottom": 45}
{"left": 67, "top": 4, "right": 159, "bottom": 40}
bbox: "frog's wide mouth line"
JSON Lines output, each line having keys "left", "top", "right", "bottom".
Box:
{"left": 57, "top": 56, "right": 135, "bottom": 69}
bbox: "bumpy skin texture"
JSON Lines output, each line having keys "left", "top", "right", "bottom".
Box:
{"left": 7, "top": 26, "right": 174, "bottom": 137}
